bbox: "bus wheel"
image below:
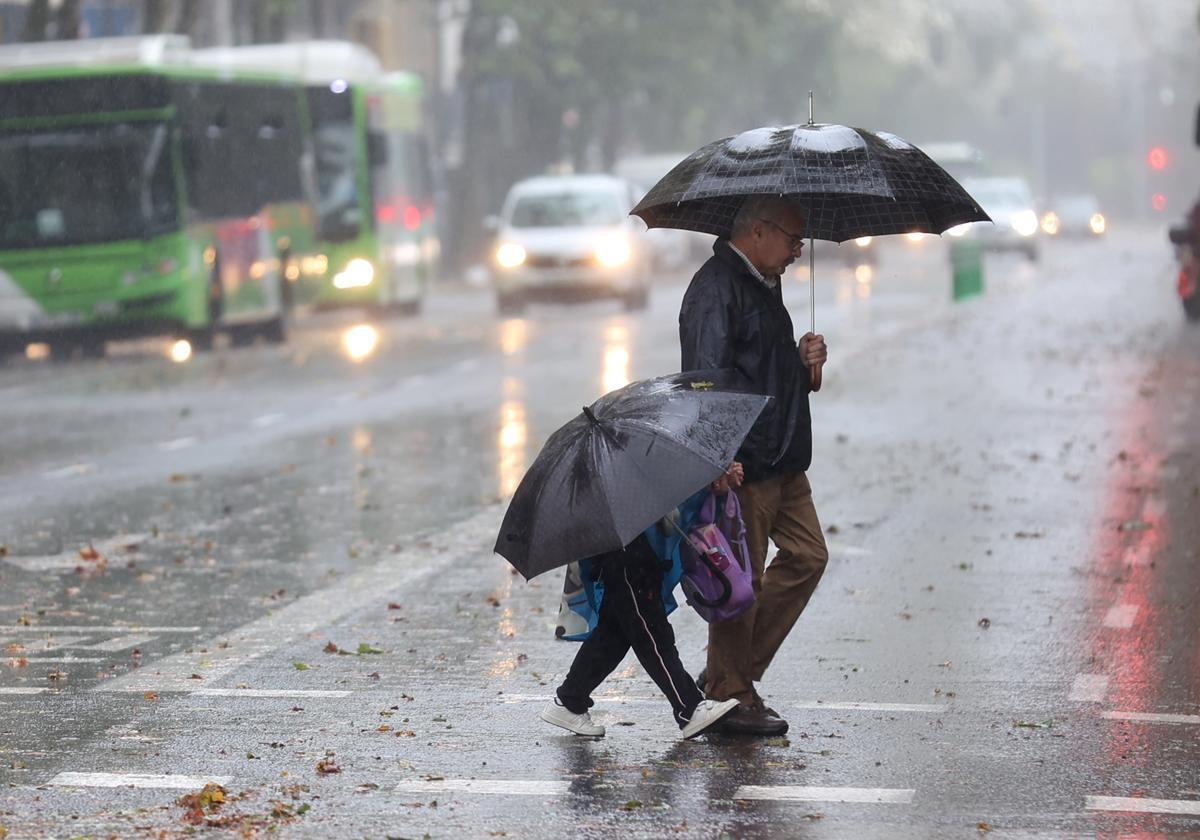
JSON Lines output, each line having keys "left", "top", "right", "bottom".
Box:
{"left": 188, "top": 327, "right": 216, "bottom": 352}
{"left": 260, "top": 316, "right": 287, "bottom": 344}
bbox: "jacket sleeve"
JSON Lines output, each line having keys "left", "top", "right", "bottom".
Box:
{"left": 679, "top": 279, "right": 735, "bottom": 372}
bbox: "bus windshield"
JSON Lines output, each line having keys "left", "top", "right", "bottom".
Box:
{"left": 308, "top": 87, "right": 360, "bottom": 242}
{"left": 0, "top": 121, "right": 177, "bottom": 249}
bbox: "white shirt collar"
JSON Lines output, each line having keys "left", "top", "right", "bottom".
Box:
{"left": 727, "top": 242, "right": 779, "bottom": 289}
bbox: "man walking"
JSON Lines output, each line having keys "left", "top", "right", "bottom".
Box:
{"left": 679, "top": 195, "right": 829, "bottom": 736}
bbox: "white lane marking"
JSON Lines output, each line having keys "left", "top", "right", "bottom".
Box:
{"left": 736, "top": 785, "right": 915, "bottom": 804}
{"left": 791, "top": 701, "right": 944, "bottom": 713}
{"left": 825, "top": 541, "right": 873, "bottom": 557}
{"left": 42, "top": 463, "right": 95, "bottom": 479}
{"left": 190, "top": 689, "right": 351, "bottom": 698}
{"left": 1124, "top": 541, "right": 1151, "bottom": 567}
{"left": 21, "top": 636, "right": 91, "bottom": 652}
{"left": 499, "top": 694, "right": 945, "bottom": 713}
{"left": 1086, "top": 795, "right": 1200, "bottom": 815}
{"left": 1142, "top": 497, "right": 1166, "bottom": 521}
{"left": 0, "top": 688, "right": 49, "bottom": 694}
{"left": 5, "top": 626, "right": 198, "bottom": 633}
{"left": 80, "top": 634, "right": 154, "bottom": 652}
{"left": 395, "top": 779, "right": 569, "bottom": 796}
{"left": 95, "top": 506, "right": 502, "bottom": 693}
{"left": 1104, "top": 711, "right": 1200, "bottom": 725}
{"left": 252, "top": 413, "right": 284, "bottom": 428}
{"left": 2, "top": 534, "right": 150, "bottom": 571}
{"left": 1069, "top": 674, "right": 1108, "bottom": 702}
{"left": 157, "top": 437, "right": 197, "bottom": 451}
{"left": 1103, "top": 604, "right": 1139, "bottom": 629}
{"left": 49, "top": 772, "right": 232, "bottom": 790}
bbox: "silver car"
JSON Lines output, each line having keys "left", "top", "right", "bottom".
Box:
{"left": 953, "top": 176, "right": 1041, "bottom": 261}
{"left": 489, "top": 175, "right": 650, "bottom": 315}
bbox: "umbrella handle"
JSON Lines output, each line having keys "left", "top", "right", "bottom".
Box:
{"left": 809, "top": 362, "right": 822, "bottom": 392}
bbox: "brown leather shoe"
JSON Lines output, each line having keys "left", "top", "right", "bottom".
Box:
{"left": 712, "top": 703, "right": 789, "bottom": 736}
{"left": 749, "top": 697, "right": 781, "bottom": 719}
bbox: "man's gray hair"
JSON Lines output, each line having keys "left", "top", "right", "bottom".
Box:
{"left": 730, "top": 195, "right": 802, "bottom": 239}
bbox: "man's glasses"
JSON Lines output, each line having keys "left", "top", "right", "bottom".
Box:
{"left": 757, "top": 218, "right": 805, "bottom": 251}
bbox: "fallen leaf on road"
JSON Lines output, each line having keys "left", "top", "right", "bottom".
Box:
{"left": 293, "top": 663, "right": 309, "bottom": 671}
{"left": 977, "top": 822, "right": 991, "bottom": 832}
{"left": 143, "top": 691, "right": 158, "bottom": 701}
{"left": 177, "top": 783, "right": 226, "bottom": 825}
{"left": 315, "top": 759, "right": 341, "bottom": 775}
{"left": 1013, "top": 720, "right": 1053, "bottom": 729}
{"left": 387, "top": 602, "right": 401, "bottom": 610}
{"left": 357, "top": 643, "right": 384, "bottom": 655}
{"left": 978, "top": 617, "right": 991, "bottom": 628}
{"left": 323, "top": 642, "right": 339, "bottom": 654}
{"left": 189, "top": 673, "right": 204, "bottom": 680}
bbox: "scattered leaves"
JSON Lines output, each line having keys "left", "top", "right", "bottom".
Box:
{"left": 357, "top": 643, "right": 384, "bottom": 655}
{"left": 177, "top": 783, "right": 226, "bottom": 825}
{"left": 293, "top": 662, "right": 309, "bottom": 671}
{"left": 315, "top": 758, "right": 341, "bottom": 775}
{"left": 323, "top": 642, "right": 339, "bottom": 654}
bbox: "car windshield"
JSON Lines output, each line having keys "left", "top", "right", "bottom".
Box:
{"left": 1058, "top": 196, "right": 1098, "bottom": 217}
{"left": 965, "top": 180, "right": 1032, "bottom": 210}
{"left": 0, "top": 121, "right": 177, "bottom": 249}
{"left": 508, "top": 190, "right": 625, "bottom": 228}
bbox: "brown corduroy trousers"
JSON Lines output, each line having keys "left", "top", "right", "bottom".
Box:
{"left": 705, "top": 470, "right": 829, "bottom": 706}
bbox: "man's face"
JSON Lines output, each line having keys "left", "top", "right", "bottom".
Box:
{"left": 753, "top": 209, "right": 806, "bottom": 276}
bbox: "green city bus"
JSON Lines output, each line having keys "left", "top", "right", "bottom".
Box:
{"left": 191, "top": 42, "right": 439, "bottom": 314}
{"left": 0, "top": 35, "right": 314, "bottom": 360}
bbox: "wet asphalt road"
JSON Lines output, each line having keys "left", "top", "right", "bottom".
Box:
{"left": 1, "top": 231, "right": 1199, "bottom": 839}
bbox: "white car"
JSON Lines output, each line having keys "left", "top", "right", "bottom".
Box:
{"left": 953, "top": 176, "right": 1041, "bottom": 261}
{"left": 489, "top": 175, "right": 650, "bottom": 315}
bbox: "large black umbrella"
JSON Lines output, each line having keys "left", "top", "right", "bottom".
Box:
{"left": 495, "top": 371, "right": 769, "bottom": 581}
{"left": 630, "top": 121, "right": 989, "bottom": 242}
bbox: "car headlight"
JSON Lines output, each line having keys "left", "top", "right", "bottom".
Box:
{"left": 495, "top": 242, "right": 527, "bottom": 269}
{"left": 1090, "top": 213, "right": 1106, "bottom": 235}
{"left": 1012, "top": 210, "right": 1039, "bottom": 237}
{"left": 854, "top": 236, "right": 873, "bottom": 248}
{"left": 594, "top": 236, "right": 632, "bottom": 268}
{"left": 333, "top": 257, "right": 375, "bottom": 289}
{"left": 906, "top": 231, "right": 926, "bottom": 242}
{"left": 946, "top": 224, "right": 970, "bottom": 237}
{"left": 1040, "top": 212, "right": 1060, "bottom": 235}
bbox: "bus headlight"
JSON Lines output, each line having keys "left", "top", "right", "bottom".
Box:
{"left": 333, "top": 258, "right": 375, "bottom": 289}
{"left": 495, "top": 242, "right": 527, "bottom": 269}
{"left": 594, "top": 236, "right": 632, "bottom": 268}
{"left": 1090, "top": 213, "right": 1107, "bottom": 235}
{"left": 854, "top": 236, "right": 873, "bottom": 248}
{"left": 946, "top": 224, "right": 970, "bottom": 237}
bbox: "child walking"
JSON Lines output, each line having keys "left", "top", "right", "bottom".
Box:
{"left": 540, "top": 465, "right": 744, "bottom": 739}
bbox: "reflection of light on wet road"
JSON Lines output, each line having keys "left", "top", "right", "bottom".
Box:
{"left": 352, "top": 427, "right": 372, "bottom": 454}
{"left": 499, "top": 318, "right": 529, "bottom": 356}
{"left": 498, "top": 398, "right": 528, "bottom": 499}
{"left": 169, "top": 340, "right": 192, "bottom": 364}
{"left": 855, "top": 264, "right": 874, "bottom": 284}
{"left": 342, "top": 324, "right": 379, "bottom": 362}
{"left": 602, "top": 324, "right": 631, "bottom": 393}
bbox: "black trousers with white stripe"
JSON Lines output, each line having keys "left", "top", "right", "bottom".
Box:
{"left": 556, "top": 536, "right": 704, "bottom": 728}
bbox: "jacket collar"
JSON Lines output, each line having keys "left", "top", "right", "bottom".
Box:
{"left": 713, "top": 238, "right": 781, "bottom": 294}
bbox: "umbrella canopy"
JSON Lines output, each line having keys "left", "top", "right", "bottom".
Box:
{"left": 630, "top": 122, "right": 990, "bottom": 242}
{"left": 495, "top": 371, "right": 769, "bottom": 580}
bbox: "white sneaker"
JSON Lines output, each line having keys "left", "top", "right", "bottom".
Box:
{"left": 681, "top": 698, "right": 740, "bottom": 739}
{"left": 539, "top": 699, "right": 605, "bottom": 737}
